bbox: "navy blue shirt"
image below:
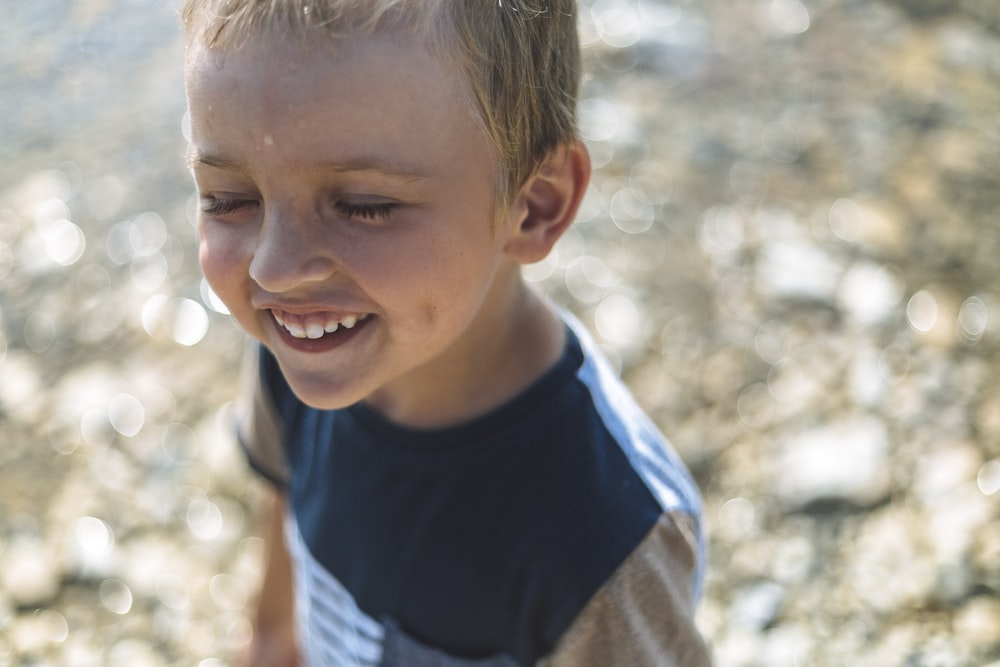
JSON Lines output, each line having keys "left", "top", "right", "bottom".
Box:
{"left": 241, "top": 314, "right": 704, "bottom": 666}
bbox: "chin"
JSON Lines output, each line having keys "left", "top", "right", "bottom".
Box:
{"left": 279, "top": 369, "right": 368, "bottom": 412}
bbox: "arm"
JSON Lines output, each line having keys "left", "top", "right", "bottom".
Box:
{"left": 542, "top": 512, "right": 712, "bottom": 667}
{"left": 242, "top": 489, "right": 299, "bottom": 667}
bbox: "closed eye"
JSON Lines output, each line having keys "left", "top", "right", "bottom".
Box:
{"left": 201, "top": 196, "right": 258, "bottom": 217}
{"left": 335, "top": 201, "right": 398, "bottom": 221}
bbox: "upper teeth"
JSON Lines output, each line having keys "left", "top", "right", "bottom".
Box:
{"left": 273, "top": 311, "right": 364, "bottom": 339}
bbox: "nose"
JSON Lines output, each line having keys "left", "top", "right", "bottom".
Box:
{"left": 249, "top": 208, "right": 337, "bottom": 292}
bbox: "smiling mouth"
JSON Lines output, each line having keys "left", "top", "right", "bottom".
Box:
{"left": 271, "top": 309, "right": 371, "bottom": 340}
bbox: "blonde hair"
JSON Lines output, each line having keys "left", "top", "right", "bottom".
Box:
{"left": 181, "top": 0, "right": 581, "bottom": 214}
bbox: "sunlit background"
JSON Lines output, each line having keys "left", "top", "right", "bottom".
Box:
{"left": 2, "top": 0, "right": 999, "bottom": 665}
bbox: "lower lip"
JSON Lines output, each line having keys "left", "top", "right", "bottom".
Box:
{"left": 268, "top": 312, "right": 371, "bottom": 353}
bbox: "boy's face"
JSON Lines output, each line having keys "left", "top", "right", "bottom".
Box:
{"left": 186, "top": 30, "right": 520, "bottom": 418}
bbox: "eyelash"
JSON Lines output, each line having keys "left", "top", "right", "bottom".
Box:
{"left": 200, "top": 197, "right": 397, "bottom": 221}
{"left": 202, "top": 197, "right": 256, "bottom": 216}
{"left": 334, "top": 201, "right": 398, "bottom": 221}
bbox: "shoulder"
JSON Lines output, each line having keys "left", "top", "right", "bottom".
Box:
{"left": 505, "top": 312, "right": 707, "bottom": 652}
{"left": 560, "top": 310, "right": 703, "bottom": 520}
{"left": 542, "top": 511, "right": 712, "bottom": 667}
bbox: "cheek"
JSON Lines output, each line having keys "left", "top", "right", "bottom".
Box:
{"left": 198, "top": 222, "right": 252, "bottom": 296}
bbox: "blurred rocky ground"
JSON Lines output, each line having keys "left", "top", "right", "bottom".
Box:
{"left": 1, "top": 0, "right": 998, "bottom": 665}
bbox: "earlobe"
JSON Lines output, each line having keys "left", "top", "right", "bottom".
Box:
{"left": 504, "top": 139, "right": 591, "bottom": 264}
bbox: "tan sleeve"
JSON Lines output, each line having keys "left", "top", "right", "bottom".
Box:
{"left": 236, "top": 342, "right": 290, "bottom": 487}
{"left": 542, "top": 512, "right": 712, "bottom": 667}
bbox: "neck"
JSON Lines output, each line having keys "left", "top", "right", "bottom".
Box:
{"left": 364, "top": 271, "right": 566, "bottom": 429}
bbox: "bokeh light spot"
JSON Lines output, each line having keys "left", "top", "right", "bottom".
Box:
{"left": 770, "top": 0, "right": 810, "bottom": 35}
{"left": 39, "top": 610, "right": 69, "bottom": 644}
{"left": 131, "top": 211, "right": 168, "bottom": 254}
{"left": 25, "top": 311, "right": 57, "bottom": 354}
{"left": 906, "top": 290, "right": 938, "bottom": 333}
{"left": 609, "top": 187, "right": 655, "bottom": 234}
{"left": 0, "top": 241, "right": 12, "bottom": 280}
{"left": 595, "top": 293, "right": 641, "bottom": 346}
{"left": 718, "top": 497, "right": 756, "bottom": 538}
{"left": 130, "top": 251, "right": 169, "bottom": 291}
{"left": 171, "top": 298, "right": 210, "bottom": 346}
{"left": 977, "top": 460, "right": 1000, "bottom": 496}
{"left": 47, "top": 414, "right": 81, "bottom": 455}
{"left": 75, "top": 516, "right": 114, "bottom": 556}
{"left": 828, "top": 198, "right": 862, "bottom": 242}
{"left": 878, "top": 343, "right": 910, "bottom": 384}
{"left": 637, "top": 0, "right": 683, "bottom": 27}
{"left": 565, "top": 255, "right": 616, "bottom": 304}
{"left": 957, "top": 296, "right": 988, "bottom": 344}
{"left": 162, "top": 422, "right": 199, "bottom": 465}
{"left": 187, "top": 497, "right": 223, "bottom": 541}
{"left": 99, "top": 579, "right": 133, "bottom": 615}
{"left": 156, "top": 572, "right": 191, "bottom": 610}
{"left": 108, "top": 393, "right": 145, "bottom": 437}
{"left": 578, "top": 98, "right": 620, "bottom": 143}
{"left": 42, "top": 219, "right": 86, "bottom": 266}
{"left": 592, "top": 1, "right": 642, "bottom": 49}
{"left": 837, "top": 262, "right": 902, "bottom": 324}
{"left": 200, "top": 278, "right": 230, "bottom": 315}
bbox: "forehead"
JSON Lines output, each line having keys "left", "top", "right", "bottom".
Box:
{"left": 182, "top": 0, "right": 446, "bottom": 50}
{"left": 184, "top": 30, "right": 492, "bottom": 180}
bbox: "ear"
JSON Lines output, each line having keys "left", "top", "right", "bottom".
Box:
{"left": 503, "top": 139, "right": 591, "bottom": 264}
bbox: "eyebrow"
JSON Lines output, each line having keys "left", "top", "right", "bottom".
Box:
{"left": 187, "top": 150, "right": 430, "bottom": 182}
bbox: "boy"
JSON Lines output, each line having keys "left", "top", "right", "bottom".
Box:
{"left": 182, "top": 0, "right": 710, "bottom": 664}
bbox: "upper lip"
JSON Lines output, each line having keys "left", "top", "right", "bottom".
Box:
{"left": 254, "top": 297, "right": 369, "bottom": 318}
